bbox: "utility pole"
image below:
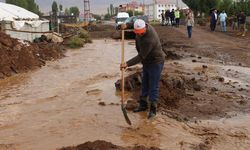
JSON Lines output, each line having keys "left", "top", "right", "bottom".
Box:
{"left": 84, "top": 0, "right": 90, "bottom": 22}
{"left": 57, "top": 0, "right": 60, "bottom": 33}
{"left": 153, "top": 0, "right": 156, "bottom": 22}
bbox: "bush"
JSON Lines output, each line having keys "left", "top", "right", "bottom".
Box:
{"left": 67, "top": 36, "right": 84, "bottom": 48}
{"left": 79, "top": 29, "right": 89, "bottom": 39}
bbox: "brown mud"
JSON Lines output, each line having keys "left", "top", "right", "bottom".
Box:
{"left": 0, "top": 23, "right": 250, "bottom": 150}
{"left": 0, "top": 32, "right": 64, "bottom": 79}
{"left": 60, "top": 140, "right": 160, "bottom": 150}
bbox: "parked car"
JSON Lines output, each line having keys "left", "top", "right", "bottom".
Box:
{"left": 115, "top": 12, "right": 129, "bottom": 30}
{"left": 117, "top": 15, "right": 149, "bottom": 30}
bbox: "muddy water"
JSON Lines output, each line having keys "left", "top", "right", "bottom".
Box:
{"left": 0, "top": 39, "right": 193, "bottom": 150}
{"left": 1, "top": 40, "right": 250, "bottom": 150}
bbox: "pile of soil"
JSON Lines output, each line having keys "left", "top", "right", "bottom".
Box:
{"left": 60, "top": 140, "right": 161, "bottom": 150}
{"left": 0, "top": 32, "right": 65, "bottom": 79}
{"left": 89, "top": 24, "right": 117, "bottom": 39}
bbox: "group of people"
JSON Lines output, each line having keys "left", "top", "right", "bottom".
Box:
{"left": 161, "top": 8, "right": 180, "bottom": 27}
{"left": 160, "top": 8, "right": 195, "bottom": 38}
{"left": 210, "top": 9, "right": 247, "bottom": 36}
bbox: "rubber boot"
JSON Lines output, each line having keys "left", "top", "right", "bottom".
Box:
{"left": 133, "top": 96, "right": 148, "bottom": 113}
{"left": 148, "top": 101, "right": 157, "bottom": 119}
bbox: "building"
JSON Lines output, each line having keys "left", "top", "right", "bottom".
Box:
{"left": 118, "top": 1, "right": 144, "bottom": 13}
{"left": 145, "top": 0, "right": 176, "bottom": 21}
{"left": 0, "top": 2, "right": 50, "bottom": 42}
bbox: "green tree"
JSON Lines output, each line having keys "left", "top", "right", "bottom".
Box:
{"left": 6, "top": 0, "right": 28, "bottom": 9}
{"left": 107, "top": 8, "right": 110, "bottom": 15}
{"left": 126, "top": 10, "right": 143, "bottom": 16}
{"left": 59, "top": 4, "right": 63, "bottom": 12}
{"left": 219, "top": 0, "right": 233, "bottom": 14}
{"left": 69, "top": 7, "right": 80, "bottom": 16}
{"left": 110, "top": 4, "right": 114, "bottom": 16}
{"left": 65, "top": 8, "right": 70, "bottom": 16}
{"left": 52, "top": 1, "right": 58, "bottom": 15}
{"left": 182, "top": 0, "right": 201, "bottom": 17}
{"left": 92, "top": 14, "right": 101, "bottom": 20}
{"left": 6, "top": 0, "right": 40, "bottom": 15}
{"left": 104, "top": 13, "right": 111, "bottom": 20}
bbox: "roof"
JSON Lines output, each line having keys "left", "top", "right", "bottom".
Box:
{"left": 0, "top": 2, "right": 39, "bottom": 21}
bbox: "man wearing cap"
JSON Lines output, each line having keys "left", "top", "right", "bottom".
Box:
{"left": 120, "top": 19, "right": 165, "bottom": 119}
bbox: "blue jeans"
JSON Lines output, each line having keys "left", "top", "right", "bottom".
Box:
{"left": 220, "top": 21, "right": 226, "bottom": 32}
{"left": 141, "top": 63, "right": 164, "bottom": 102}
{"left": 187, "top": 26, "right": 192, "bottom": 38}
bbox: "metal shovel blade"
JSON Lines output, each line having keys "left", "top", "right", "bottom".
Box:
{"left": 121, "top": 104, "right": 132, "bottom": 125}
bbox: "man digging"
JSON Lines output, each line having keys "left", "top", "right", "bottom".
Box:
{"left": 120, "top": 19, "right": 165, "bottom": 119}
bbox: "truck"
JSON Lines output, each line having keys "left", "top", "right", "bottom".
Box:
{"left": 115, "top": 12, "right": 129, "bottom": 30}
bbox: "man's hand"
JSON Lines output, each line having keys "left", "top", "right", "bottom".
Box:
{"left": 120, "top": 63, "right": 128, "bottom": 70}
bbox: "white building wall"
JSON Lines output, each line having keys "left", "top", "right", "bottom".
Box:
{"left": 4, "top": 21, "right": 50, "bottom": 42}
{"left": 145, "top": 3, "right": 176, "bottom": 21}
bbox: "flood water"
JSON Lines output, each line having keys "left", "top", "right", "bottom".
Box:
{"left": 1, "top": 39, "right": 250, "bottom": 150}
{"left": 0, "top": 39, "right": 176, "bottom": 150}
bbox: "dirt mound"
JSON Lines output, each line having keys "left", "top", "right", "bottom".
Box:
{"left": 89, "top": 24, "right": 116, "bottom": 39}
{"left": 0, "top": 32, "right": 64, "bottom": 79}
{"left": 59, "top": 140, "right": 161, "bottom": 150}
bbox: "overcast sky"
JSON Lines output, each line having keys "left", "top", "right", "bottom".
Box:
{"left": 0, "top": 0, "right": 186, "bottom": 15}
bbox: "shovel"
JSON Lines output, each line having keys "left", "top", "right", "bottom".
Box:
{"left": 120, "top": 29, "right": 132, "bottom": 125}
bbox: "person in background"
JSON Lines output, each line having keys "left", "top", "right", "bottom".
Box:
{"left": 174, "top": 8, "right": 180, "bottom": 27}
{"left": 120, "top": 19, "right": 165, "bottom": 119}
{"left": 231, "top": 14, "right": 238, "bottom": 31}
{"left": 210, "top": 9, "right": 218, "bottom": 31}
{"left": 237, "top": 11, "right": 247, "bottom": 37}
{"left": 165, "top": 9, "right": 171, "bottom": 26}
{"left": 219, "top": 10, "right": 227, "bottom": 32}
{"left": 185, "top": 9, "right": 195, "bottom": 38}
{"left": 161, "top": 11, "right": 165, "bottom": 26}
{"left": 170, "top": 9, "right": 175, "bottom": 26}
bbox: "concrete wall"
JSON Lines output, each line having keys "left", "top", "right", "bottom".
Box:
{"left": 145, "top": 3, "right": 176, "bottom": 21}
{"left": 4, "top": 21, "right": 50, "bottom": 42}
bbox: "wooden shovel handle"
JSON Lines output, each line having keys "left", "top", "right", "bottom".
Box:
{"left": 121, "top": 30, "right": 125, "bottom": 105}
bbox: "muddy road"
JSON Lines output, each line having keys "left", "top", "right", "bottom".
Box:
{"left": 1, "top": 24, "right": 250, "bottom": 150}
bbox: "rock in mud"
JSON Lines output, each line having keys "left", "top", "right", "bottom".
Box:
{"left": 218, "top": 77, "right": 225, "bottom": 82}
{"left": 193, "top": 84, "right": 202, "bottom": 91}
{"left": 98, "top": 102, "right": 106, "bottom": 106}
{"left": 59, "top": 140, "right": 161, "bottom": 150}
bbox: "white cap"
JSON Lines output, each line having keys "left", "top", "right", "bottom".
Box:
{"left": 133, "top": 19, "right": 146, "bottom": 34}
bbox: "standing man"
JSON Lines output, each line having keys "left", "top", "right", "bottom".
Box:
{"left": 170, "top": 9, "right": 175, "bottom": 26}
{"left": 175, "top": 8, "right": 180, "bottom": 27}
{"left": 210, "top": 9, "right": 218, "bottom": 31}
{"left": 219, "top": 10, "right": 227, "bottom": 32}
{"left": 238, "top": 11, "right": 247, "bottom": 37}
{"left": 161, "top": 11, "right": 165, "bottom": 26}
{"left": 120, "top": 19, "right": 165, "bottom": 119}
{"left": 165, "top": 9, "right": 170, "bottom": 26}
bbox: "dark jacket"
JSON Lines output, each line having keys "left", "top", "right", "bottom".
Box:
{"left": 126, "top": 24, "right": 165, "bottom": 66}
{"left": 210, "top": 12, "right": 217, "bottom": 23}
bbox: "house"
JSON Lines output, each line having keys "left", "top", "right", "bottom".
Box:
{"left": 0, "top": 2, "right": 50, "bottom": 42}
{"left": 144, "top": 0, "right": 188, "bottom": 21}
{"left": 118, "top": 1, "right": 144, "bottom": 13}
